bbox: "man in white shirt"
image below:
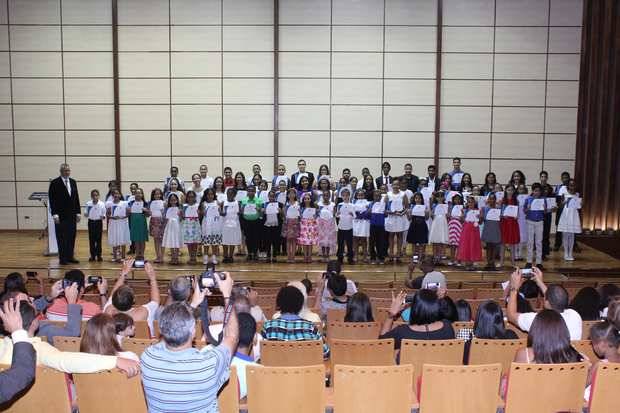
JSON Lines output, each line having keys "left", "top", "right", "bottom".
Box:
{"left": 199, "top": 164, "right": 214, "bottom": 189}
{"left": 507, "top": 267, "right": 582, "bottom": 340}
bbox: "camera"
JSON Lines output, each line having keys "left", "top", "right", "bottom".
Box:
{"left": 521, "top": 268, "right": 533, "bottom": 277}
{"left": 62, "top": 279, "right": 74, "bottom": 289}
{"left": 199, "top": 264, "right": 226, "bottom": 290}
{"left": 26, "top": 271, "right": 38, "bottom": 278}
{"left": 133, "top": 259, "right": 146, "bottom": 269}
{"left": 322, "top": 270, "right": 337, "bottom": 280}
{"left": 87, "top": 275, "right": 102, "bottom": 285}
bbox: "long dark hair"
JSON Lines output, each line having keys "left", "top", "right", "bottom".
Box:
{"left": 473, "top": 301, "right": 508, "bottom": 339}
{"left": 569, "top": 287, "right": 601, "bottom": 321}
{"left": 2, "top": 273, "right": 27, "bottom": 296}
{"left": 344, "top": 292, "right": 374, "bottom": 322}
{"left": 409, "top": 289, "right": 443, "bottom": 325}
{"left": 80, "top": 313, "right": 123, "bottom": 356}
{"left": 528, "top": 309, "right": 581, "bottom": 364}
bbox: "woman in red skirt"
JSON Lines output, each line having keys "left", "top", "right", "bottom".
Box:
{"left": 457, "top": 196, "right": 482, "bottom": 270}
{"left": 500, "top": 185, "right": 520, "bottom": 267}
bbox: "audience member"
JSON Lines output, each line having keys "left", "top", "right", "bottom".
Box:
{"left": 440, "top": 296, "right": 458, "bottom": 322}
{"left": 155, "top": 275, "right": 193, "bottom": 320}
{"left": 464, "top": 301, "right": 518, "bottom": 363}
{"left": 0, "top": 299, "right": 35, "bottom": 404}
{"left": 113, "top": 313, "right": 135, "bottom": 345}
{"left": 507, "top": 268, "right": 582, "bottom": 340}
{"left": 315, "top": 273, "right": 350, "bottom": 319}
{"left": 272, "top": 281, "right": 321, "bottom": 323}
{"left": 455, "top": 299, "right": 472, "bottom": 322}
{"left": 300, "top": 278, "right": 313, "bottom": 296}
{"left": 344, "top": 292, "right": 374, "bottom": 322}
{"left": 569, "top": 287, "right": 602, "bottom": 321}
{"left": 141, "top": 272, "right": 237, "bottom": 412}
{"left": 231, "top": 312, "right": 259, "bottom": 400}
{"left": 598, "top": 283, "right": 620, "bottom": 317}
{"left": 380, "top": 289, "right": 455, "bottom": 350}
{"left": 585, "top": 320, "right": 620, "bottom": 402}
{"left": 262, "top": 286, "right": 328, "bottom": 357}
{"left": 514, "top": 309, "right": 582, "bottom": 364}
{"left": 606, "top": 297, "right": 620, "bottom": 330}
{"left": 81, "top": 313, "right": 139, "bottom": 361}
{"left": 46, "top": 269, "right": 106, "bottom": 321}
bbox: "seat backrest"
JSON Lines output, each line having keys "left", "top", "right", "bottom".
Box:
{"left": 251, "top": 287, "right": 281, "bottom": 296}
{"left": 474, "top": 288, "right": 504, "bottom": 300}
{"left": 466, "top": 299, "right": 495, "bottom": 319}
{"left": 246, "top": 365, "right": 325, "bottom": 413}
{"left": 582, "top": 320, "right": 603, "bottom": 340}
{"left": 122, "top": 338, "right": 159, "bottom": 357}
{"left": 153, "top": 320, "right": 204, "bottom": 340}
{"left": 589, "top": 362, "right": 620, "bottom": 413}
{"left": 399, "top": 339, "right": 465, "bottom": 384}
{"left": 419, "top": 363, "right": 502, "bottom": 413}
{"left": 504, "top": 362, "right": 589, "bottom": 413}
{"left": 330, "top": 339, "right": 395, "bottom": 375}
{"left": 73, "top": 370, "right": 147, "bottom": 413}
{"left": 260, "top": 340, "right": 324, "bottom": 367}
{"left": 358, "top": 281, "right": 393, "bottom": 290}
{"left": 0, "top": 365, "right": 71, "bottom": 412}
{"left": 447, "top": 289, "right": 475, "bottom": 300}
{"left": 362, "top": 289, "right": 395, "bottom": 299}
{"left": 468, "top": 339, "right": 527, "bottom": 374}
{"left": 571, "top": 339, "right": 601, "bottom": 364}
{"left": 326, "top": 308, "right": 346, "bottom": 323}
{"left": 452, "top": 321, "right": 474, "bottom": 335}
{"left": 261, "top": 305, "right": 276, "bottom": 320}
{"left": 369, "top": 297, "right": 393, "bottom": 308}
{"left": 327, "top": 321, "right": 381, "bottom": 342}
{"left": 333, "top": 364, "right": 414, "bottom": 413}
{"left": 53, "top": 335, "right": 81, "bottom": 352}
{"left": 133, "top": 320, "right": 152, "bottom": 339}
{"left": 256, "top": 294, "right": 276, "bottom": 308}
{"left": 217, "top": 365, "right": 239, "bottom": 413}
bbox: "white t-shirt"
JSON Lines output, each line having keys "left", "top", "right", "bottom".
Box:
{"left": 517, "top": 308, "right": 583, "bottom": 340}
{"left": 85, "top": 200, "right": 106, "bottom": 220}
{"left": 104, "top": 299, "right": 160, "bottom": 337}
{"left": 231, "top": 355, "right": 259, "bottom": 400}
{"left": 337, "top": 202, "right": 355, "bottom": 230}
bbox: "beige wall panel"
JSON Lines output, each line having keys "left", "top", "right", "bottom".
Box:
{"left": 440, "top": 107, "right": 491, "bottom": 132}
{"left": 332, "top": 79, "right": 382, "bottom": 105}
{"left": 385, "top": 27, "right": 436, "bottom": 52}
{"left": 14, "top": 131, "right": 64, "bottom": 156}
{"left": 542, "top": 160, "right": 575, "bottom": 182}
{"left": 443, "top": 0, "right": 494, "bottom": 26}
{"left": 172, "top": 131, "right": 222, "bottom": 156}
{"left": 440, "top": 133, "right": 490, "bottom": 158}
{"left": 17, "top": 181, "right": 49, "bottom": 206}
{"left": 494, "top": 54, "right": 547, "bottom": 80}
{"left": 548, "top": 54, "right": 581, "bottom": 80}
{"left": 171, "top": 79, "right": 221, "bottom": 104}
{"left": 493, "top": 81, "right": 546, "bottom": 107}
{"left": 443, "top": 27, "right": 493, "bottom": 53}
{"left": 385, "top": 53, "right": 435, "bottom": 79}
{"left": 12, "top": 78, "right": 62, "bottom": 103}
{"left": 223, "top": 52, "right": 273, "bottom": 77}
{"left": 121, "top": 156, "right": 170, "bottom": 182}
{"left": 332, "top": 26, "right": 383, "bottom": 52}
{"left": 493, "top": 107, "right": 545, "bottom": 133}
{"left": 18, "top": 206, "right": 48, "bottom": 230}
{"left": 66, "top": 105, "right": 114, "bottom": 130}
{"left": 223, "top": 79, "right": 274, "bottom": 104}
{"left": 223, "top": 105, "right": 273, "bottom": 130}
{"left": 546, "top": 81, "right": 579, "bottom": 107}
{"left": 0, "top": 207, "right": 17, "bottom": 229}
{"left": 442, "top": 54, "right": 493, "bottom": 80}
{"left": 384, "top": 106, "right": 435, "bottom": 131}
{"left": 279, "top": 132, "right": 330, "bottom": 157}
{"left": 385, "top": 79, "right": 435, "bottom": 105}
{"left": 171, "top": 26, "right": 220, "bottom": 51}
{"left": 118, "top": 0, "right": 169, "bottom": 24}
{"left": 278, "top": 52, "right": 330, "bottom": 78}
{"left": 0, "top": 104, "right": 11, "bottom": 129}
{"left": 441, "top": 80, "right": 492, "bottom": 106}
{"left": 492, "top": 133, "right": 543, "bottom": 159}
{"left": 64, "top": 52, "right": 113, "bottom": 77}
{"left": 66, "top": 156, "right": 115, "bottom": 182}
{"left": 278, "top": 105, "right": 330, "bottom": 130}
{"left": 118, "top": 26, "right": 168, "bottom": 52}
{"left": 279, "top": 0, "right": 331, "bottom": 24}
{"left": 0, "top": 52, "right": 9, "bottom": 76}
{"left": 13, "top": 105, "right": 63, "bottom": 130}
{"left": 9, "top": 0, "right": 60, "bottom": 24}
{"left": 332, "top": 52, "right": 382, "bottom": 78}
{"left": 545, "top": 107, "right": 578, "bottom": 134}
{"left": 171, "top": 52, "right": 220, "bottom": 77}
{"left": 279, "top": 79, "right": 330, "bottom": 104}
{"left": 279, "top": 27, "right": 331, "bottom": 52}
{"left": 331, "top": 131, "right": 381, "bottom": 157}
{"left": 172, "top": 105, "right": 222, "bottom": 130}
{"left": 333, "top": 0, "right": 384, "bottom": 25}
{"left": 119, "top": 79, "right": 169, "bottom": 104}
{"left": 9, "top": 27, "right": 60, "bottom": 51}
{"left": 0, "top": 131, "right": 13, "bottom": 155}
{"left": 223, "top": 26, "right": 273, "bottom": 51}
{"left": 382, "top": 132, "right": 435, "bottom": 158}
{"left": 63, "top": 26, "right": 112, "bottom": 52}
{"left": 120, "top": 105, "right": 170, "bottom": 130}
{"left": 550, "top": 0, "right": 583, "bottom": 26}
{"left": 120, "top": 131, "right": 171, "bottom": 156}
{"left": 495, "top": 27, "right": 548, "bottom": 53}
{"left": 544, "top": 134, "right": 576, "bottom": 160}
{"left": 496, "top": 0, "right": 549, "bottom": 26}
{"left": 223, "top": 131, "right": 274, "bottom": 156}
{"left": 332, "top": 106, "right": 382, "bottom": 131}
{"left": 170, "top": 0, "right": 221, "bottom": 24}
{"left": 64, "top": 79, "right": 114, "bottom": 104}
{"left": 222, "top": 0, "right": 273, "bottom": 25}
{"left": 0, "top": 155, "right": 14, "bottom": 180}
{"left": 386, "top": 0, "right": 437, "bottom": 25}
{"left": 66, "top": 131, "right": 115, "bottom": 156}
{"left": 0, "top": 181, "right": 15, "bottom": 206}
{"left": 119, "top": 52, "right": 169, "bottom": 77}
{"left": 549, "top": 27, "right": 581, "bottom": 54}
{"left": 15, "top": 155, "right": 64, "bottom": 181}
{"left": 62, "top": 0, "right": 112, "bottom": 24}
{"left": 332, "top": 157, "right": 381, "bottom": 179}
{"left": 12, "top": 52, "right": 62, "bottom": 77}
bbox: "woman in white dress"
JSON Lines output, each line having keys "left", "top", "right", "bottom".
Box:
{"left": 557, "top": 179, "right": 582, "bottom": 261}
{"left": 200, "top": 188, "right": 223, "bottom": 265}
{"left": 162, "top": 193, "right": 183, "bottom": 265}
{"left": 221, "top": 188, "right": 242, "bottom": 263}
{"left": 384, "top": 177, "right": 409, "bottom": 263}
{"left": 428, "top": 191, "right": 450, "bottom": 263}
{"left": 106, "top": 190, "right": 130, "bottom": 262}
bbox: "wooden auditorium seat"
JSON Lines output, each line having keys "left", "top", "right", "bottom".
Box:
{"left": 326, "top": 321, "right": 381, "bottom": 342}
{"left": 467, "top": 339, "right": 527, "bottom": 373}
{"left": 53, "top": 335, "right": 81, "bottom": 352}
{"left": 399, "top": 339, "right": 465, "bottom": 384}
{"left": 329, "top": 339, "right": 395, "bottom": 375}
{"left": 588, "top": 362, "right": 620, "bottom": 413}
{"left": 260, "top": 340, "right": 324, "bottom": 367}
{"left": 73, "top": 369, "right": 147, "bottom": 413}
{"left": 0, "top": 365, "right": 71, "bottom": 412}
{"left": 122, "top": 338, "right": 158, "bottom": 357}
{"left": 217, "top": 365, "right": 239, "bottom": 413}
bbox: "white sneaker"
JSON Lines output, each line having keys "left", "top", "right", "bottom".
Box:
{"left": 203, "top": 255, "right": 211, "bottom": 265}
{"left": 565, "top": 256, "right": 575, "bottom": 261}
{"left": 211, "top": 255, "right": 218, "bottom": 265}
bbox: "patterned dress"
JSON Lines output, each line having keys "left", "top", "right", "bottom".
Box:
{"left": 448, "top": 205, "right": 464, "bottom": 246}
{"left": 282, "top": 202, "right": 301, "bottom": 240}
{"left": 298, "top": 207, "right": 318, "bottom": 246}
{"left": 201, "top": 201, "right": 223, "bottom": 245}
{"left": 317, "top": 202, "right": 337, "bottom": 250}
{"left": 182, "top": 203, "right": 202, "bottom": 244}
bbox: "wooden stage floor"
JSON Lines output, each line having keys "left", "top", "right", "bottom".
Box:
{"left": 2, "top": 231, "right": 620, "bottom": 285}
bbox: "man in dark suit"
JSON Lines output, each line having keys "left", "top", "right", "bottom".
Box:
{"left": 48, "top": 163, "right": 81, "bottom": 265}
{"left": 0, "top": 299, "right": 36, "bottom": 404}
{"left": 425, "top": 164, "right": 441, "bottom": 191}
{"left": 290, "top": 159, "right": 315, "bottom": 190}
{"left": 400, "top": 163, "right": 420, "bottom": 192}
{"left": 375, "top": 161, "right": 393, "bottom": 189}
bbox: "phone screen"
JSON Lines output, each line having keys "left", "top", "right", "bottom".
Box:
{"left": 133, "top": 260, "right": 145, "bottom": 268}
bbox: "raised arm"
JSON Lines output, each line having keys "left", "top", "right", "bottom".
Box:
{"left": 531, "top": 267, "right": 547, "bottom": 296}
{"left": 144, "top": 262, "right": 160, "bottom": 305}
{"left": 217, "top": 272, "right": 238, "bottom": 358}
{"left": 507, "top": 269, "right": 523, "bottom": 327}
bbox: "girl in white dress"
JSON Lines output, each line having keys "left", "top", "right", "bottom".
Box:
{"left": 106, "top": 190, "right": 130, "bottom": 262}
{"left": 428, "top": 191, "right": 449, "bottom": 263}
{"left": 352, "top": 189, "right": 371, "bottom": 263}
{"left": 148, "top": 188, "right": 166, "bottom": 264}
{"left": 213, "top": 176, "right": 227, "bottom": 204}
{"left": 557, "top": 179, "right": 582, "bottom": 261}
{"left": 200, "top": 188, "right": 222, "bottom": 265}
{"left": 317, "top": 190, "right": 337, "bottom": 262}
{"left": 162, "top": 193, "right": 183, "bottom": 265}
{"left": 385, "top": 178, "right": 409, "bottom": 263}
{"left": 221, "top": 188, "right": 242, "bottom": 263}
{"left": 182, "top": 190, "right": 201, "bottom": 265}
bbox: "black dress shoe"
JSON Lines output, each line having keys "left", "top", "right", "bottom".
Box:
{"left": 68, "top": 258, "right": 80, "bottom": 264}
{"left": 59, "top": 261, "right": 69, "bottom": 265}
{"left": 97, "top": 256, "right": 103, "bottom": 262}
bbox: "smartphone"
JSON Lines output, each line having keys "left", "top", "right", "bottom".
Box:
{"left": 133, "top": 260, "right": 146, "bottom": 269}
{"left": 26, "top": 271, "right": 38, "bottom": 278}
{"left": 87, "top": 275, "right": 102, "bottom": 285}
{"left": 522, "top": 268, "right": 533, "bottom": 278}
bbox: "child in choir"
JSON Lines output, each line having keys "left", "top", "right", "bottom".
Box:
{"left": 223, "top": 167, "right": 234, "bottom": 188}
{"left": 233, "top": 172, "right": 248, "bottom": 256}
{"left": 166, "top": 178, "right": 185, "bottom": 205}
{"left": 162, "top": 193, "right": 183, "bottom": 265}
{"left": 276, "top": 180, "right": 289, "bottom": 256}
{"left": 182, "top": 190, "right": 201, "bottom": 264}
{"left": 352, "top": 189, "right": 371, "bottom": 263}
{"left": 369, "top": 189, "right": 387, "bottom": 264}
{"left": 457, "top": 196, "right": 482, "bottom": 270}
{"left": 447, "top": 193, "right": 464, "bottom": 266}
{"left": 407, "top": 192, "right": 429, "bottom": 263}
{"left": 105, "top": 180, "right": 120, "bottom": 204}
{"left": 276, "top": 180, "right": 288, "bottom": 205}
{"left": 499, "top": 185, "right": 520, "bottom": 268}
{"left": 557, "top": 179, "right": 582, "bottom": 261}
{"left": 107, "top": 190, "right": 130, "bottom": 262}
{"left": 126, "top": 182, "right": 139, "bottom": 202}
{"left": 283, "top": 188, "right": 301, "bottom": 263}
{"left": 384, "top": 178, "right": 409, "bottom": 263}
{"left": 314, "top": 178, "right": 332, "bottom": 203}
{"left": 240, "top": 186, "right": 264, "bottom": 262}
{"left": 263, "top": 190, "right": 282, "bottom": 263}
{"left": 84, "top": 189, "right": 106, "bottom": 262}
{"left": 494, "top": 183, "right": 504, "bottom": 206}
{"left": 149, "top": 188, "right": 165, "bottom": 263}
{"left": 188, "top": 173, "right": 206, "bottom": 197}
{"left": 361, "top": 175, "right": 376, "bottom": 201}
{"left": 200, "top": 188, "right": 222, "bottom": 265}
{"left": 524, "top": 183, "right": 547, "bottom": 270}
{"left": 221, "top": 188, "right": 242, "bottom": 263}
{"left": 297, "top": 176, "right": 313, "bottom": 203}
{"left": 213, "top": 176, "right": 227, "bottom": 203}
{"left": 428, "top": 191, "right": 449, "bottom": 264}
{"left": 481, "top": 193, "right": 502, "bottom": 270}
{"left": 128, "top": 188, "right": 149, "bottom": 261}
{"left": 317, "top": 190, "right": 337, "bottom": 262}
{"left": 399, "top": 179, "right": 414, "bottom": 258}
{"left": 336, "top": 188, "right": 356, "bottom": 264}
{"left": 516, "top": 184, "right": 529, "bottom": 260}
{"left": 298, "top": 192, "right": 318, "bottom": 264}
{"left": 272, "top": 164, "right": 289, "bottom": 188}
{"left": 258, "top": 180, "right": 270, "bottom": 203}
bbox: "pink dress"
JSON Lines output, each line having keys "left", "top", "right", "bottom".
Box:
{"left": 298, "top": 217, "right": 318, "bottom": 246}
{"left": 448, "top": 217, "right": 463, "bottom": 246}
{"left": 316, "top": 203, "right": 337, "bottom": 250}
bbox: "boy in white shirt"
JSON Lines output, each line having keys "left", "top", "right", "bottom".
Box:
{"left": 231, "top": 312, "right": 259, "bottom": 400}
{"left": 85, "top": 189, "right": 106, "bottom": 262}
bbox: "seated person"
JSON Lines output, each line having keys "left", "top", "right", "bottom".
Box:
{"left": 113, "top": 313, "right": 135, "bottom": 345}
{"left": 141, "top": 272, "right": 237, "bottom": 412}
{"left": 344, "top": 292, "right": 374, "bottom": 322}
{"left": 315, "top": 273, "right": 350, "bottom": 320}
{"left": 405, "top": 258, "right": 446, "bottom": 290}
{"left": 0, "top": 299, "right": 35, "bottom": 404}
{"left": 401, "top": 273, "right": 447, "bottom": 321}
{"left": 0, "top": 296, "right": 138, "bottom": 376}
{"left": 103, "top": 259, "right": 160, "bottom": 334}
{"left": 319, "top": 261, "right": 357, "bottom": 299}
{"left": 585, "top": 320, "right": 620, "bottom": 402}
{"left": 231, "top": 312, "right": 259, "bottom": 399}
{"left": 262, "top": 286, "right": 329, "bottom": 357}
{"left": 210, "top": 287, "right": 266, "bottom": 324}
{"left": 464, "top": 301, "right": 518, "bottom": 363}
{"left": 81, "top": 313, "right": 139, "bottom": 361}
{"left": 608, "top": 297, "right": 619, "bottom": 330}
{"left": 272, "top": 281, "right": 321, "bottom": 323}
{"left": 507, "top": 268, "right": 582, "bottom": 340}
{"left": 380, "top": 289, "right": 455, "bottom": 350}
{"left": 45, "top": 269, "right": 106, "bottom": 321}
{"left": 155, "top": 275, "right": 193, "bottom": 320}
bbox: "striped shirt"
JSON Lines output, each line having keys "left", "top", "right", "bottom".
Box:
{"left": 46, "top": 298, "right": 101, "bottom": 321}
{"left": 140, "top": 341, "right": 231, "bottom": 413}
{"left": 261, "top": 315, "right": 329, "bottom": 357}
